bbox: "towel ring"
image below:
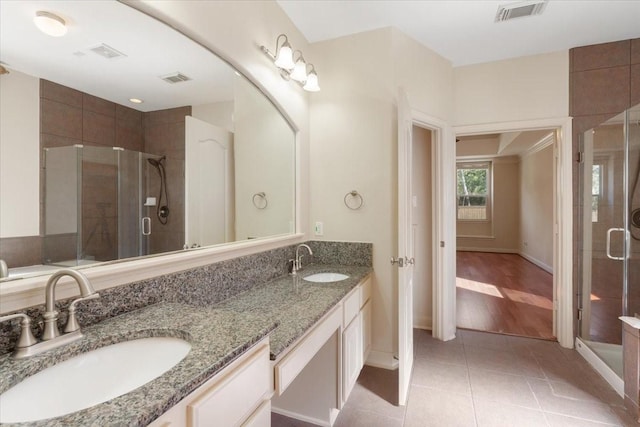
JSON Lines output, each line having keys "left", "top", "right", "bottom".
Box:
{"left": 344, "top": 190, "right": 363, "bottom": 210}
{"left": 252, "top": 192, "right": 268, "bottom": 209}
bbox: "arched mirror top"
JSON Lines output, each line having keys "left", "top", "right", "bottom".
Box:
{"left": 0, "top": 0, "right": 297, "bottom": 284}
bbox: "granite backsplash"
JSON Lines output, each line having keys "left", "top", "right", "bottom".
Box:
{"left": 0, "top": 240, "right": 372, "bottom": 356}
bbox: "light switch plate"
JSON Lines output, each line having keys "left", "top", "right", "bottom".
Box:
{"left": 314, "top": 222, "right": 324, "bottom": 236}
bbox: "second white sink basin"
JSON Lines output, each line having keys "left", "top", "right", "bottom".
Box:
{"left": 0, "top": 336, "right": 191, "bottom": 423}
{"left": 303, "top": 272, "right": 349, "bottom": 283}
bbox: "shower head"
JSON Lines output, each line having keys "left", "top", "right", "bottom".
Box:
{"left": 147, "top": 156, "right": 166, "bottom": 169}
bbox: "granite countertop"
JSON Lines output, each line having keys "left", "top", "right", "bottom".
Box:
{"left": 0, "top": 263, "right": 371, "bottom": 426}
{"left": 0, "top": 303, "right": 278, "bottom": 427}
{"left": 217, "top": 263, "right": 372, "bottom": 359}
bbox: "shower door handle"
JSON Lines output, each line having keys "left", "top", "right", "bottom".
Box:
{"left": 606, "top": 228, "right": 628, "bottom": 260}
{"left": 142, "top": 217, "right": 151, "bottom": 236}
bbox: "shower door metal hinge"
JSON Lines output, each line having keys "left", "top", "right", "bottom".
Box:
{"left": 577, "top": 308, "right": 583, "bottom": 321}
{"left": 577, "top": 151, "right": 584, "bottom": 163}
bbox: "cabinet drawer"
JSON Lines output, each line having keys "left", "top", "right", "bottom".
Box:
{"left": 343, "top": 287, "right": 361, "bottom": 327}
{"left": 242, "top": 399, "right": 271, "bottom": 427}
{"left": 187, "top": 341, "right": 271, "bottom": 427}
{"left": 275, "top": 305, "right": 342, "bottom": 394}
{"left": 360, "top": 276, "right": 372, "bottom": 308}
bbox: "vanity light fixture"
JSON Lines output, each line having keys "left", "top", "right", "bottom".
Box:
{"left": 34, "top": 11, "right": 67, "bottom": 37}
{"left": 261, "top": 34, "right": 320, "bottom": 92}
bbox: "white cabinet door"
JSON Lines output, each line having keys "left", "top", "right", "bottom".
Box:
{"left": 342, "top": 315, "right": 362, "bottom": 400}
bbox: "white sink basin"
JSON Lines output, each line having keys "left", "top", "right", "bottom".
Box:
{"left": 303, "top": 272, "right": 349, "bottom": 283}
{"left": 0, "top": 336, "right": 191, "bottom": 423}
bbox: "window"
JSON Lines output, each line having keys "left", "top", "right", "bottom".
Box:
{"left": 592, "top": 163, "right": 602, "bottom": 222}
{"left": 457, "top": 161, "right": 491, "bottom": 221}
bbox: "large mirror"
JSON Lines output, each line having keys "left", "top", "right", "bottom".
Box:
{"left": 0, "top": 1, "right": 296, "bottom": 281}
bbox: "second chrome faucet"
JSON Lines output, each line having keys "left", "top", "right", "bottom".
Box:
{"left": 290, "top": 244, "right": 313, "bottom": 275}
{"left": 0, "top": 268, "right": 99, "bottom": 358}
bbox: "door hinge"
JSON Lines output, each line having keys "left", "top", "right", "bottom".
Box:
{"left": 577, "top": 151, "right": 584, "bottom": 163}
{"left": 577, "top": 308, "right": 583, "bottom": 321}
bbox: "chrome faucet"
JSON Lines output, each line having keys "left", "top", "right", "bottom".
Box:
{"left": 0, "top": 259, "right": 8, "bottom": 279}
{"left": 43, "top": 269, "right": 99, "bottom": 340}
{"left": 0, "top": 269, "right": 99, "bottom": 358}
{"left": 291, "top": 244, "right": 313, "bottom": 275}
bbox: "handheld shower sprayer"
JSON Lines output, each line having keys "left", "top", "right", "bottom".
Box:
{"left": 147, "top": 155, "right": 169, "bottom": 225}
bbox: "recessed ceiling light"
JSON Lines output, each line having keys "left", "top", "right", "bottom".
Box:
{"left": 34, "top": 11, "right": 67, "bottom": 37}
{"left": 129, "top": 98, "right": 144, "bottom": 104}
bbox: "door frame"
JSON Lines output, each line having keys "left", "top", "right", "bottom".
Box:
{"left": 412, "top": 110, "right": 457, "bottom": 342}
{"left": 454, "top": 117, "right": 573, "bottom": 348}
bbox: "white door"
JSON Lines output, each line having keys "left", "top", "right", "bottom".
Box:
{"left": 185, "top": 116, "right": 234, "bottom": 248}
{"left": 397, "top": 88, "right": 414, "bottom": 406}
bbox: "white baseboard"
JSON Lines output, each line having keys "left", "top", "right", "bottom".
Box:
{"left": 575, "top": 338, "right": 623, "bottom": 398}
{"left": 456, "top": 247, "right": 518, "bottom": 254}
{"left": 519, "top": 252, "right": 553, "bottom": 274}
{"left": 365, "top": 350, "right": 399, "bottom": 370}
{"left": 413, "top": 316, "right": 432, "bottom": 331}
{"left": 271, "top": 406, "right": 329, "bottom": 427}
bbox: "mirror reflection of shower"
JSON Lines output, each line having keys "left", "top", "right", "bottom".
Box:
{"left": 632, "top": 116, "right": 640, "bottom": 240}
{"left": 147, "top": 156, "right": 170, "bottom": 225}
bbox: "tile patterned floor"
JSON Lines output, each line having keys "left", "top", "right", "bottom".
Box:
{"left": 272, "top": 329, "right": 639, "bottom": 427}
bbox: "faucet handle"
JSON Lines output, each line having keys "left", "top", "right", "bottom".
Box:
{"left": 0, "top": 313, "right": 37, "bottom": 348}
{"left": 64, "top": 293, "right": 100, "bottom": 333}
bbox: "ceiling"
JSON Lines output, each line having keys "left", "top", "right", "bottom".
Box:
{"left": 0, "top": 1, "right": 234, "bottom": 112}
{"left": 277, "top": 0, "right": 640, "bottom": 67}
{"left": 456, "top": 129, "right": 555, "bottom": 158}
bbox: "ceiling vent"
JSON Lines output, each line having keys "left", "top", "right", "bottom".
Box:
{"left": 160, "top": 72, "right": 192, "bottom": 84}
{"left": 495, "top": 0, "right": 547, "bottom": 22}
{"left": 90, "top": 44, "right": 126, "bottom": 59}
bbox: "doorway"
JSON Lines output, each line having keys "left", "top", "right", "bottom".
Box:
{"left": 411, "top": 125, "right": 434, "bottom": 331}
{"left": 454, "top": 130, "right": 557, "bottom": 339}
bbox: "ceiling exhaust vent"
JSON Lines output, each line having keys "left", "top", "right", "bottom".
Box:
{"left": 90, "top": 44, "right": 126, "bottom": 59}
{"left": 160, "top": 72, "right": 192, "bottom": 84}
{"left": 495, "top": 0, "right": 547, "bottom": 22}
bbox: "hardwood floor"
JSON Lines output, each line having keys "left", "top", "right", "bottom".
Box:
{"left": 456, "top": 251, "right": 554, "bottom": 340}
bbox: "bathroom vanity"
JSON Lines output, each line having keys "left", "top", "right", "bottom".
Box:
{"left": 149, "top": 266, "right": 372, "bottom": 427}
{"left": 0, "top": 258, "right": 372, "bottom": 426}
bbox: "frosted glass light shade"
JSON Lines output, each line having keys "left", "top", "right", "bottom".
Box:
{"left": 303, "top": 71, "right": 320, "bottom": 92}
{"left": 34, "top": 11, "right": 67, "bottom": 37}
{"left": 290, "top": 59, "right": 307, "bottom": 82}
{"left": 274, "top": 43, "right": 295, "bottom": 70}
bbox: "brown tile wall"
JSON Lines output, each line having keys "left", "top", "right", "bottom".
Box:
{"left": 2, "top": 80, "right": 187, "bottom": 268}
{"left": 143, "top": 106, "right": 189, "bottom": 255}
{"left": 570, "top": 38, "right": 640, "bottom": 336}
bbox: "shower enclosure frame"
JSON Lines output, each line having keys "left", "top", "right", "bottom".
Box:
{"left": 576, "top": 103, "right": 640, "bottom": 397}
{"left": 43, "top": 145, "right": 164, "bottom": 266}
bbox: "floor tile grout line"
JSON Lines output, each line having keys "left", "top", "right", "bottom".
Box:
{"left": 462, "top": 336, "right": 480, "bottom": 427}
{"left": 527, "top": 374, "right": 551, "bottom": 427}
{"left": 541, "top": 409, "right": 622, "bottom": 426}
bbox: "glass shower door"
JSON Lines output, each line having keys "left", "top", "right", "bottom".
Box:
{"left": 629, "top": 105, "right": 640, "bottom": 320}
{"left": 579, "top": 103, "right": 640, "bottom": 377}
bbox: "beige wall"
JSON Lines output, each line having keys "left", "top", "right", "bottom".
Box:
{"left": 457, "top": 157, "right": 520, "bottom": 252}
{"left": 520, "top": 145, "right": 554, "bottom": 271}
{"left": 309, "top": 27, "right": 453, "bottom": 357}
{"left": 134, "top": 0, "right": 311, "bottom": 240}
{"left": 453, "top": 51, "right": 569, "bottom": 126}
{"left": 0, "top": 70, "right": 40, "bottom": 238}
{"left": 412, "top": 126, "right": 433, "bottom": 330}
{"left": 234, "top": 75, "right": 295, "bottom": 240}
